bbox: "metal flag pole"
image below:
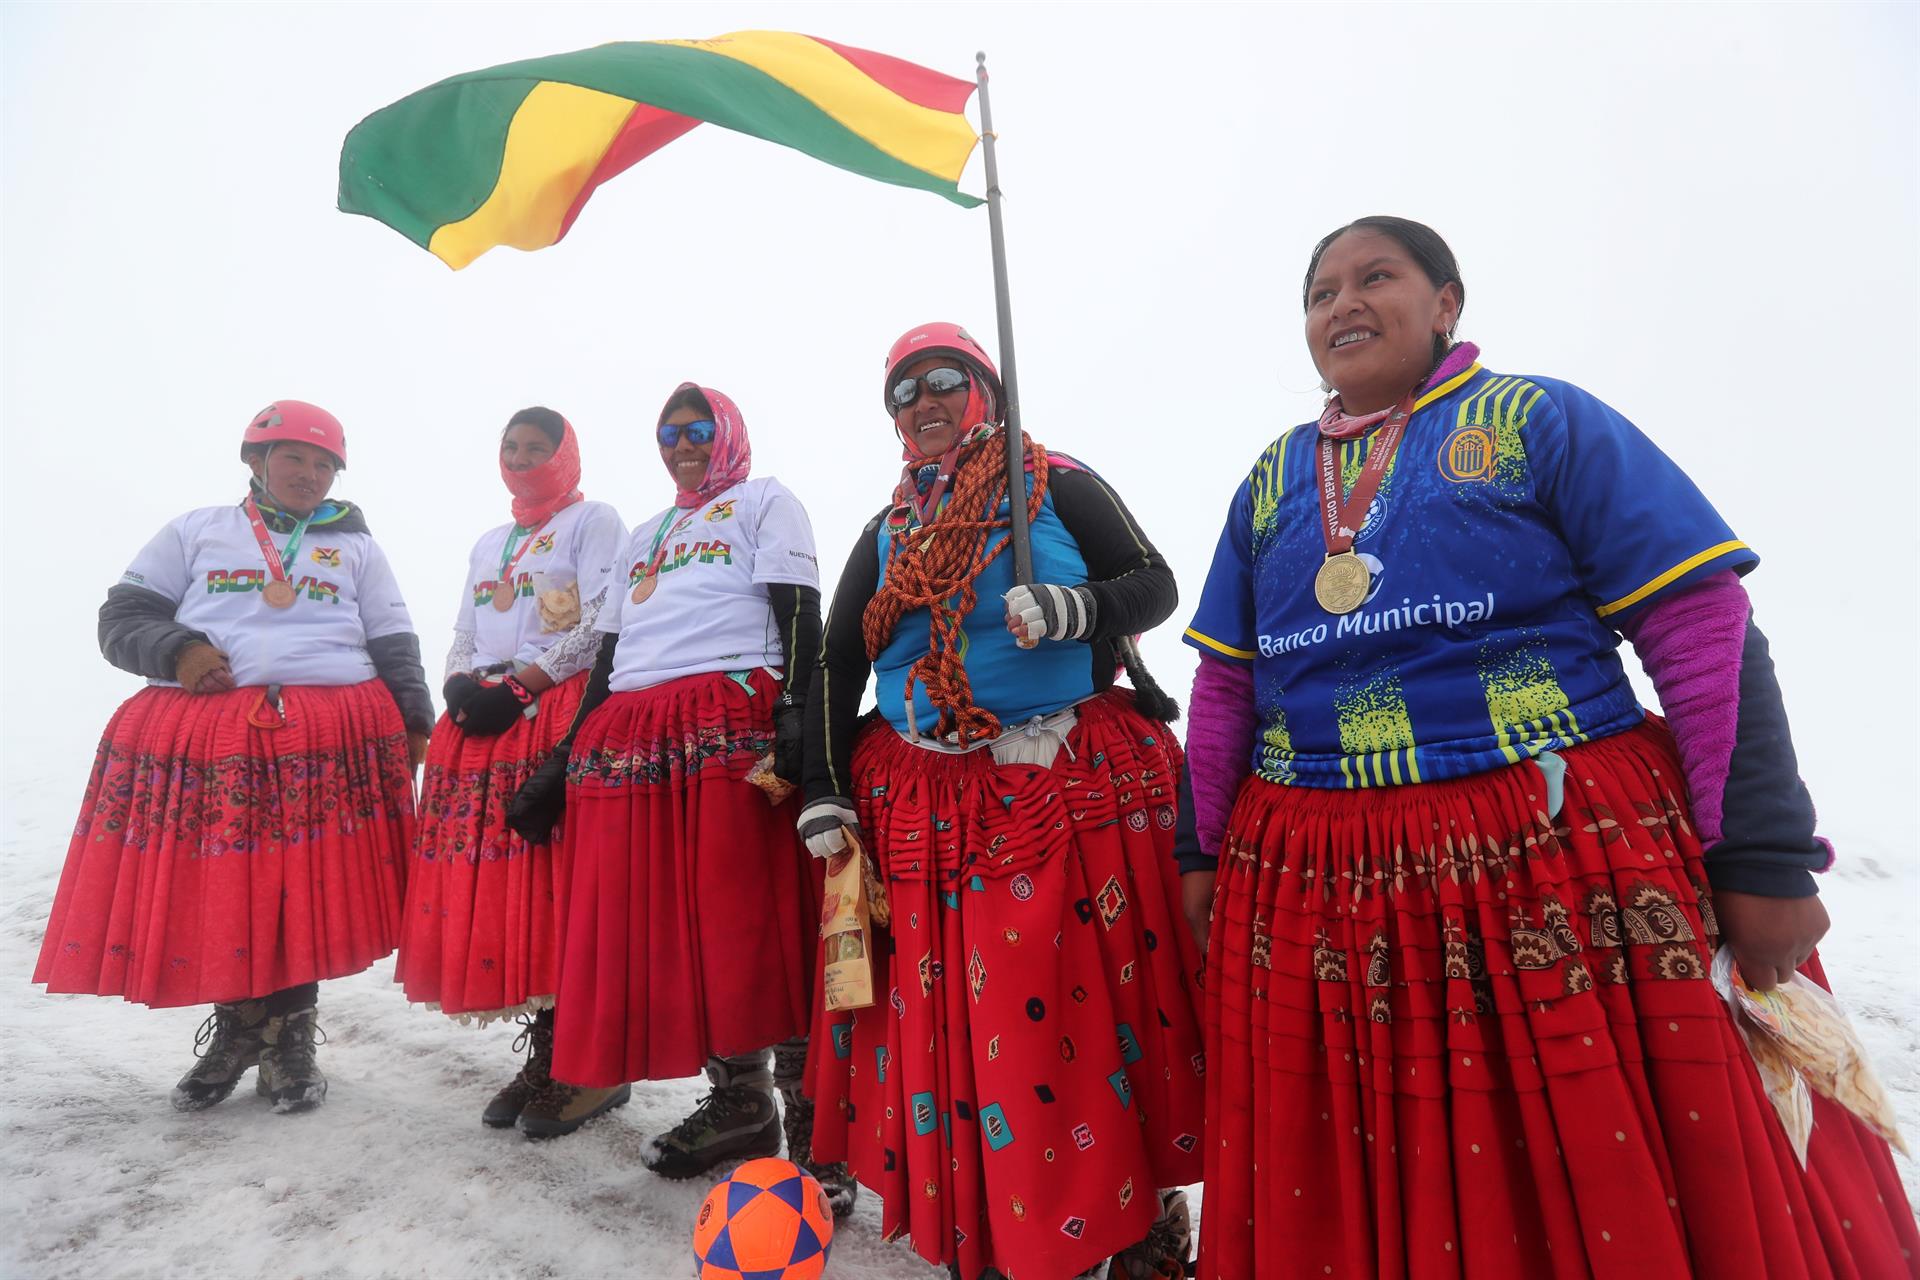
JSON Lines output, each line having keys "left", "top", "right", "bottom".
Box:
{"left": 974, "top": 51, "right": 1034, "bottom": 590}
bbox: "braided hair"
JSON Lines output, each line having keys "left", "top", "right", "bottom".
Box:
{"left": 862, "top": 428, "right": 1051, "bottom": 745}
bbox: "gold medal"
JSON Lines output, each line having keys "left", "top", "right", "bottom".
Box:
{"left": 262, "top": 579, "right": 297, "bottom": 609}
{"left": 491, "top": 585, "right": 517, "bottom": 613}
{"left": 1313, "top": 552, "right": 1370, "bottom": 614}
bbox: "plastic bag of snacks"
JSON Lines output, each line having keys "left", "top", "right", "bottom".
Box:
{"left": 1710, "top": 947, "right": 1908, "bottom": 1167}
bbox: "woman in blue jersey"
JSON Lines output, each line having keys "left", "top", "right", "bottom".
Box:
{"left": 798, "top": 323, "right": 1203, "bottom": 1280}
{"left": 1182, "top": 216, "right": 1916, "bottom": 1278}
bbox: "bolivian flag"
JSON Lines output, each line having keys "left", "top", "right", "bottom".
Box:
{"left": 339, "top": 31, "right": 982, "bottom": 270}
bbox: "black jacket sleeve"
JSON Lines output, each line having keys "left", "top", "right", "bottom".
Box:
{"left": 98, "top": 584, "right": 208, "bottom": 681}
{"left": 767, "top": 584, "right": 824, "bottom": 703}
{"left": 367, "top": 632, "right": 435, "bottom": 735}
{"left": 1047, "top": 467, "right": 1178, "bottom": 639}
{"left": 1704, "top": 618, "right": 1828, "bottom": 898}
{"left": 804, "top": 511, "right": 886, "bottom": 804}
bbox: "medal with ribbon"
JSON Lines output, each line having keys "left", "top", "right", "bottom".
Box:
{"left": 630, "top": 507, "right": 685, "bottom": 606}
{"left": 490, "top": 519, "right": 551, "bottom": 614}
{"left": 244, "top": 495, "right": 314, "bottom": 611}
{"left": 1313, "top": 389, "right": 1414, "bottom": 614}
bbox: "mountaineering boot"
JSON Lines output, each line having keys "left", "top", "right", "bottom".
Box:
{"left": 256, "top": 1005, "right": 328, "bottom": 1114}
{"left": 642, "top": 1050, "right": 781, "bottom": 1179}
{"left": 171, "top": 999, "right": 269, "bottom": 1111}
{"left": 1105, "top": 1188, "right": 1195, "bottom": 1279}
{"left": 483, "top": 1009, "right": 554, "bottom": 1129}
{"left": 516, "top": 1074, "right": 632, "bottom": 1140}
{"left": 772, "top": 1037, "right": 858, "bottom": 1217}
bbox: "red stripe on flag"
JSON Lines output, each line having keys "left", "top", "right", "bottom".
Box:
{"left": 557, "top": 103, "right": 705, "bottom": 242}
{"left": 805, "top": 35, "right": 976, "bottom": 114}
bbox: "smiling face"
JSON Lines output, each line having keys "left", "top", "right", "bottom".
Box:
{"left": 660, "top": 404, "right": 714, "bottom": 492}
{"left": 893, "top": 356, "right": 972, "bottom": 458}
{"left": 500, "top": 422, "right": 556, "bottom": 472}
{"left": 1304, "top": 229, "right": 1462, "bottom": 414}
{"left": 249, "top": 441, "right": 338, "bottom": 515}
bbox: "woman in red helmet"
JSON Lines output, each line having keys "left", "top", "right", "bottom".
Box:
{"left": 393, "top": 407, "right": 627, "bottom": 1130}
{"left": 797, "top": 325, "right": 1205, "bottom": 1280}
{"left": 35, "top": 401, "right": 434, "bottom": 1114}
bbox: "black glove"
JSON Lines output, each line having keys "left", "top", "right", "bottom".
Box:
{"left": 443, "top": 673, "right": 484, "bottom": 720}
{"left": 456, "top": 680, "right": 530, "bottom": 738}
{"left": 507, "top": 752, "right": 569, "bottom": 844}
{"left": 774, "top": 697, "right": 804, "bottom": 786}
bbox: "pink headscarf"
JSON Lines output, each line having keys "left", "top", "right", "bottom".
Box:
{"left": 663, "top": 382, "right": 751, "bottom": 509}
{"left": 500, "top": 416, "right": 584, "bottom": 527}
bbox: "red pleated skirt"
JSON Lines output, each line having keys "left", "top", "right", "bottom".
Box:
{"left": 549, "top": 669, "right": 818, "bottom": 1087}
{"left": 808, "top": 690, "right": 1207, "bottom": 1280}
{"left": 34, "top": 680, "right": 414, "bottom": 1008}
{"left": 394, "top": 672, "right": 585, "bottom": 1021}
{"left": 1202, "top": 718, "right": 1919, "bottom": 1280}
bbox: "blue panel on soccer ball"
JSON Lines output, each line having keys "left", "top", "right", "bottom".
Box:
{"left": 980, "top": 1102, "right": 1015, "bottom": 1151}
{"left": 727, "top": 1179, "right": 763, "bottom": 1217}
{"left": 768, "top": 1174, "right": 807, "bottom": 1213}
{"left": 706, "top": 1222, "right": 739, "bottom": 1269}
{"left": 792, "top": 1217, "right": 827, "bottom": 1262}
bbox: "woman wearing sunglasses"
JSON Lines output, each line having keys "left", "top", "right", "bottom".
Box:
{"left": 506, "top": 385, "right": 852, "bottom": 1206}
{"left": 1182, "top": 217, "right": 1917, "bottom": 1277}
{"left": 35, "top": 401, "right": 433, "bottom": 1114}
{"left": 796, "top": 324, "right": 1205, "bottom": 1280}
{"left": 393, "top": 406, "right": 626, "bottom": 1133}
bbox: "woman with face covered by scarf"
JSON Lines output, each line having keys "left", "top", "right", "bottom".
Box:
{"left": 796, "top": 325, "right": 1205, "bottom": 1280}
{"left": 394, "top": 406, "right": 626, "bottom": 1132}
{"left": 35, "top": 401, "right": 433, "bottom": 1116}
{"left": 506, "top": 385, "right": 848, "bottom": 1204}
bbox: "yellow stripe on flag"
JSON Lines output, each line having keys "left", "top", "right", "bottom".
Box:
{"left": 428, "top": 82, "right": 636, "bottom": 270}
{"left": 661, "top": 32, "right": 977, "bottom": 182}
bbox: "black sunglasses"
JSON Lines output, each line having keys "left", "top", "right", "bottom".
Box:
{"left": 889, "top": 366, "right": 970, "bottom": 412}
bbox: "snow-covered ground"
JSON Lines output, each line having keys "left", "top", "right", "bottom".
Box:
{"left": 1, "top": 727, "right": 1913, "bottom": 1280}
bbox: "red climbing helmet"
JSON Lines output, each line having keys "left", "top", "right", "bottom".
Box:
{"left": 239, "top": 400, "right": 347, "bottom": 468}
{"left": 883, "top": 322, "right": 1003, "bottom": 418}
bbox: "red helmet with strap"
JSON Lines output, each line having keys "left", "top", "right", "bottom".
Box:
{"left": 240, "top": 400, "right": 347, "bottom": 468}
{"left": 883, "top": 322, "right": 1003, "bottom": 420}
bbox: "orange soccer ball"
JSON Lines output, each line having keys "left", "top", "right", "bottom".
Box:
{"left": 691, "top": 1157, "right": 836, "bottom": 1280}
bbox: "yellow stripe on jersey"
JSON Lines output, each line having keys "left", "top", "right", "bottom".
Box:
{"left": 1594, "top": 540, "right": 1752, "bottom": 618}
{"left": 1185, "top": 627, "right": 1256, "bottom": 661}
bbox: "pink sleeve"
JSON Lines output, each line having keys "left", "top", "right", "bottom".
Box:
{"left": 1185, "top": 653, "right": 1256, "bottom": 859}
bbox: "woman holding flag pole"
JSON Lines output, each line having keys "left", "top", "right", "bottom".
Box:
{"left": 1181, "top": 216, "right": 1919, "bottom": 1277}
{"left": 393, "top": 406, "right": 626, "bottom": 1130}
{"left": 34, "top": 401, "right": 434, "bottom": 1114}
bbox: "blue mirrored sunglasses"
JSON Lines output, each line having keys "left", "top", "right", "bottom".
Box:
{"left": 656, "top": 418, "right": 717, "bottom": 448}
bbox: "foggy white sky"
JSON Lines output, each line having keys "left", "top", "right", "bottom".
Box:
{"left": 3, "top": 2, "right": 1916, "bottom": 862}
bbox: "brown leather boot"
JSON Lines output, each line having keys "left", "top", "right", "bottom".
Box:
{"left": 482, "top": 1009, "right": 553, "bottom": 1129}
{"left": 515, "top": 1076, "right": 631, "bottom": 1139}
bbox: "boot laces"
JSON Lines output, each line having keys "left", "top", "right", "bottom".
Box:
{"left": 662, "top": 1085, "right": 761, "bottom": 1150}
{"left": 272, "top": 1010, "right": 327, "bottom": 1077}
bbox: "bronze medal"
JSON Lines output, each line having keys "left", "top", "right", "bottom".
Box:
{"left": 630, "top": 575, "right": 657, "bottom": 606}
{"left": 1313, "top": 552, "right": 1370, "bottom": 614}
{"left": 491, "top": 585, "right": 517, "bottom": 613}
{"left": 262, "top": 579, "right": 297, "bottom": 609}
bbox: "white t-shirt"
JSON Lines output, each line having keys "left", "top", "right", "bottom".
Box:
{"left": 453, "top": 500, "right": 626, "bottom": 669}
{"left": 121, "top": 504, "right": 415, "bottom": 688}
{"left": 598, "top": 477, "right": 819, "bottom": 693}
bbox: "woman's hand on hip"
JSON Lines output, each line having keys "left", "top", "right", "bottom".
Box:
{"left": 1714, "top": 888, "right": 1830, "bottom": 990}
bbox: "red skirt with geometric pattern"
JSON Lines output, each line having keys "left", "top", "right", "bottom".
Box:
{"left": 34, "top": 680, "right": 414, "bottom": 1009}
{"left": 549, "top": 669, "right": 819, "bottom": 1088}
{"left": 1202, "top": 717, "right": 1919, "bottom": 1280}
{"left": 394, "top": 672, "right": 585, "bottom": 1021}
{"left": 808, "top": 689, "right": 1207, "bottom": 1280}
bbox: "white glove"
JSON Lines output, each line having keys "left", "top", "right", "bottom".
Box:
{"left": 796, "top": 796, "right": 858, "bottom": 859}
{"left": 1004, "top": 582, "right": 1097, "bottom": 645}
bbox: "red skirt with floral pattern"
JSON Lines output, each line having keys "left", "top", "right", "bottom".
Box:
{"left": 35, "top": 680, "right": 414, "bottom": 1008}
{"left": 1202, "top": 717, "right": 1918, "bottom": 1280}
{"left": 808, "top": 689, "right": 1206, "bottom": 1280}
{"left": 549, "top": 669, "right": 818, "bottom": 1087}
{"left": 395, "top": 672, "right": 585, "bottom": 1021}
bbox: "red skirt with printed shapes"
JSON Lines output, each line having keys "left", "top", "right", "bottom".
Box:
{"left": 549, "top": 668, "right": 820, "bottom": 1087}
{"left": 35, "top": 680, "right": 414, "bottom": 1008}
{"left": 395, "top": 671, "right": 585, "bottom": 1021}
{"left": 807, "top": 689, "right": 1206, "bottom": 1280}
{"left": 1201, "top": 718, "right": 1919, "bottom": 1280}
